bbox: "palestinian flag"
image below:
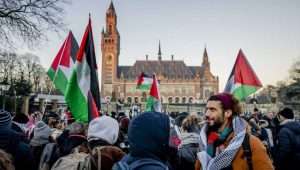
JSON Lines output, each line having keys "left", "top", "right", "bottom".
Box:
{"left": 65, "top": 16, "right": 101, "bottom": 122}
{"left": 146, "top": 74, "right": 162, "bottom": 112}
{"left": 224, "top": 49, "right": 262, "bottom": 101}
{"left": 47, "top": 31, "right": 79, "bottom": 95}
{"left": 136, "top": 72, "right": 153, "bottom": 90}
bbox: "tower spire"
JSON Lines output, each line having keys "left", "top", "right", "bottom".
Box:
{"left": 158, "top": 40, "right": 162, "bottom": 61}
{"left": 108, "top": 1, "right": 115, "bottom": 13}
{"left": 202, "top": 46, "right": 210, "bottom": 70}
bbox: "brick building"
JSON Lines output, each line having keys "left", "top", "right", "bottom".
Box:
{"left": 101, "top": 2, "right": 219, "bottom": 104}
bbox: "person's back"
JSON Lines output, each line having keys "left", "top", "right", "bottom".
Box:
{"left": 0, "top": 110, "right": 34, "bottom": 170}
{"left": 113, "top": 111, "right": 170, "bottom": 170}
{"left": 274, "top": 120, "right": 300, "bottom": 170}
{"left": 177, "top": 114, "right": 201, "bottom": 170}
{"left": 30, "top": 121, "right": 53, "bottom": 170}
{"left": 88, "top": 116, "right": 125, "bottom": 170}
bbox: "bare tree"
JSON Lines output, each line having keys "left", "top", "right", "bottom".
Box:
{"left": 0, "top": 0, "right": 70, "bottom": 49}
{"left": 289, "top": 58, "right": 300, "bottom": 82}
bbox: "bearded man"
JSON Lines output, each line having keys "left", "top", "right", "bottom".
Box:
{"left": 195, "top": 93, "right": 273, "bottom": 170}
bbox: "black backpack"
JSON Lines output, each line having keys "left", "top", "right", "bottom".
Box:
{"left": 242, "top": 133, "right": 253, "bottom": 170}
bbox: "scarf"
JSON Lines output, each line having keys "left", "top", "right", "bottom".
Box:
{"left": 179, "top": 132, "right": 200, "bottom": 148}
{"left": 206, "top": 125, "right": 233, "bottom": 157}
{"left": 197, "top": 117, "right": 247, "bottom": 170}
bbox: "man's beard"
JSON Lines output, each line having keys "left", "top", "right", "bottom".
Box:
{"left": 206, "top": 113, "right": 225, "bottom": 132}
{"left": 207, "top": 120, "right": 223, "bottom": 132}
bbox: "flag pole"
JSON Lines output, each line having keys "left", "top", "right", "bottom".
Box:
{"left": 43, "top": 34, "right": 69, "bottom": 115}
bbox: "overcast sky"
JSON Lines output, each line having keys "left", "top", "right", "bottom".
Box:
{"left": 25, "top": 0, "right": 300, "bottom": 89}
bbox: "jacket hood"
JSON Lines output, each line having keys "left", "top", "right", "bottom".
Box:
{"left": 283, "top": 121, "right": 300, "bottom": 134}
{"left": 128, "top": 112, "right": 170, "bottom": 161}
{"left": 179, "top": 132, "right": 200, "bottom": 147}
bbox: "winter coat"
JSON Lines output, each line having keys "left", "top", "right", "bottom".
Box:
{"left": 177, "top": 133, "right": 200, "bottom": 170}
{"left": 89, "top": 139, "right": 125, "bottom": 170}
{"left": 195, "top": 117, "right": 274, "bottom": 170}
{"left": 31, "top": 144, "right": 47, "bottom": 170}
{"left": 57, "top": 131, "right": 87, "bottom": 156}
{"left": 114, "top": 111, "right": 170, "bottom": 170}
{"left": 0, "top": 127, "right": 35, "bottom": 170}
{"left": 273, "top": 120, "right": 300, "bottom": 170}
{"left": 195, "top": 131, "right": 273, "bottom": 170}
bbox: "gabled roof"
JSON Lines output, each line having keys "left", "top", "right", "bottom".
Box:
{"left": 118, "top": 60, "right": 203, "bottom": 80}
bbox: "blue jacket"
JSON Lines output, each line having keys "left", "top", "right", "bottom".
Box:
{"left": 0, "top": 127, "right": 35, "bottom": 170}
{"left": 274, "top": 121, "right": 300, "bottom": 170}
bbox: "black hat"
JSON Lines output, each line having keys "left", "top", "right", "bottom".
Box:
{"left": 278, "top": 107, "right": 294, "bottom": 119}
{"left": 0, "top": 109, "right": 12, "bottom": 128}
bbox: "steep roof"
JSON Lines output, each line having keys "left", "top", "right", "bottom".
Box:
{"left": 118, "top": 60, "right": 203, "bottom": 80}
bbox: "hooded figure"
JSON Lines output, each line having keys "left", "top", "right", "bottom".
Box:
{"left": 30, "top": 121, "right": 52, "bottom": 146}
{"left": 30, "top": 121, "right": 53, "bottom": 170}
{"left": 88, "top": 116, "right": 125, "bottom": 170}
{"left": 0, "top": 109, "right": 34, "bottom": 170}
{"left": 113, "top": 111, "right": 170, "bottom": 170}
{"left": 273, "top": 107, "right": 300, "bottom": 170}
{"left": 176, "top": 114, "right": 201, "bottom": 170}
{"left": 57, "top": 122, "right": 87, "bottom": 156}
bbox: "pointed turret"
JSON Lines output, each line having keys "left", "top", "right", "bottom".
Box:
{"left": 101, "top": 27, "right": 105, "bottom": 34}
{"left": 158, "top": 40, "right": 162, "bottom": 61}
{"left": 106, "top": 1, "right": 117, "bottom": 34}
{"left": 107, "top": 1, "right": 116, "bottom": 14}
{"left": 202, "top": 47, "right": 210, "bottom": 70}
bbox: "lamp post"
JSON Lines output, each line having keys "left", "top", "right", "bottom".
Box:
{"left": 0, "top": 80, "right": 10, "bottom": 110}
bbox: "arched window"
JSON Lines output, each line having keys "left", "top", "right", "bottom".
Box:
{"left": 127, "top": 97, "right": 132, "bottom": 104}
{"left": 182, "top": 97, "right": 186, "bottom": 104}
{"left": 141, "top": 92, "right": 147, "bottom": 102}
{"left": 175, "top": 97, "right": 180, "bottom": 104}
{"left": 189, "top": 97, "right": 193, "bottom": 103}
{"left": 111, "top": 91, "right": 116, "bottom": 102}
{"left": 134, "top": 97, "right": 139, "bottom": 103}
{"left": 168, "top": 97, "right": 173, "bottom": 103}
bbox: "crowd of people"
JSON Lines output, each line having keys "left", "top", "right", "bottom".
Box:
{"left": 0, "top": 92, "right": 299, "bottom": 170}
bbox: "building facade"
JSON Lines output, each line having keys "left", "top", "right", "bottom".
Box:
{"left": 101, "top": 2, "right": 219, "bottom": 104}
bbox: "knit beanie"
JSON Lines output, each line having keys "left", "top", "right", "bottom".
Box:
{"left": 88, "top": 116, "right": 119, "bottom": 144}
{"left": 208, "top": 93, "right": 234, "bottom": 110}
{"left": 33, "top": 121, "right": 52, "bottom": 140}
{"left": 0, "top": 109, "right": 12, "bottom": 128}
{"left": 278, "top": 107, "right": 294, "bottom": 119}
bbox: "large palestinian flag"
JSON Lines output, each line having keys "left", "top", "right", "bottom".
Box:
{"left": 65, "top": 17, "right": 101, "bottom": 122}
{"left": 224, "top": 49, "right": 262, "bottom": 101}
{"left": 47, "top": 31, "right": 79, "bottom": 95}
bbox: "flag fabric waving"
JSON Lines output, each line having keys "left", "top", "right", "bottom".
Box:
{"left": 136, "top": 72, "right": 153, "bottom": 90}
{"left": 224, "top": 49, "right": 262, "bottom": 101}
{"left": 146, "top": 74, "right": 162, "bottom": 112}
{"left": 47, "top": 31, "right": 79, "bottom": 95}
{"left": 65, "top": 16, "right": 101, "bottom": 122}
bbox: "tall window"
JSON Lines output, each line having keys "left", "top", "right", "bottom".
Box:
{"left": 134, "top": 97, "right": 139, "bottom": 103}
{"left": 168, "top": 97, "right": 173, "bottom": 103}
{"left": 205, "top": 89, "right": 210, "bottom": 98}
{"left": 175, "top": 97, "right": 180, "bottom": 104}
{"left": 141, "top": 92, "right": 147, "bottom": 102}
{"left": 127, "top": 97, "right": 132, "bottom": 104}
{"left": 189, "top": 97, "right": 193, "bottom": 103}
{"left": 182, "top": 97, "right": 186, "bottom": 104}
